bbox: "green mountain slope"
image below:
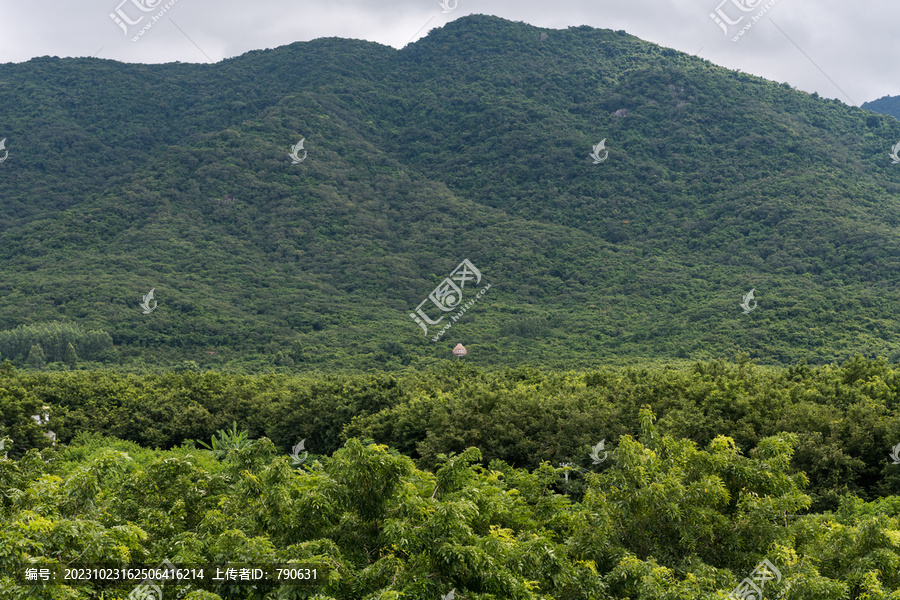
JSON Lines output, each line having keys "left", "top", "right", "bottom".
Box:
{"left": 863, "top": 94, "right": 900, "bottom": 121}
{"left": 2, "top": 15, "right": 900, "bottom": 372}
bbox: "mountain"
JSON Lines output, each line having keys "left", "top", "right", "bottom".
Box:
{"left": 2, "top": 14, "right": 900, "bottom": 372}
{"left": 863, "top": 94, "right": 900, "bottom": 121}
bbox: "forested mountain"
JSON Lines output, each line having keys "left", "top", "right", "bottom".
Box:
{"left": 2, "top": 14, "right": 900, "bottom": 372}
{"left": 863, "top": 94, "right": 900, "bottom": 121}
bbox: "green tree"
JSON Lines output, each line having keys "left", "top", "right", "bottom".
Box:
{"left": 198, "top": 422, "right": 251, "bottom": 460}
{"left": 64, "top": 343, "right": 77, "bottom": 369}
{"left": 26, "top": 345, "right": 45, "bottom": 369}
{"left": 0, "top": 386, "right": 52, "bottom": 457}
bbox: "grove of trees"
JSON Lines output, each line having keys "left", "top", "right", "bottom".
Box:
{"left": 3, "top": 357, "right": 900, "bottom": 598}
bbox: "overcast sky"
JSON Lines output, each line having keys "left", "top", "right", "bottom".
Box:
{"left": 0, "top": 0, "right": 895, "bottom": 107}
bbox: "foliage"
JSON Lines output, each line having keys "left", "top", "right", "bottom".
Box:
{"left": 197, "top": 422, "right": 252, "bottom": 460}
{"left": 0, "top": 323, "right": 113, "bottom": 365}
{"left": 0, "top": 18, "right": 899, "bottom": 372}
{"left": 0, "top": 356, "right": 900, "bottom": 510}
{"left": 0, "top": 382, "right": 52, "bottom": 459}
{"left": 1, "top": 417, "right": 898, "bottom": 598}
{"left": 0, "top": 357, "right": 900, "bottom": 511}
{"left": 26, "top": 345, "right": 44, "bottom": 369}
{"left": 1, "top": 356, "right": 900, "bottom": 595}
{"left": 64, "top": 343, "right": 78, "bottom": 369}
{"left": 863, "top": 95, "right": 900, "bottom": 121}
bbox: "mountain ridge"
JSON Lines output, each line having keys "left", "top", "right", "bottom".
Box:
{"left": 1, "top": 14, "right": 900, "bottom": 371}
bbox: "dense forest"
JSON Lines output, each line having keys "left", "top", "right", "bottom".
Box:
{"left": 4, "top": 356, "right": 900, "bottom": 598}
{"left": 1, "top": 15, "right": 900, "bottom": 370}
{"left": 863, "top": 94, "right": 900, "bottom": 121}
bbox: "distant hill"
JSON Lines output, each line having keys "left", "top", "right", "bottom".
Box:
{"left": 2, "top": 14, "right": 900, "bottom": 372}
{"left": 863, "top": 95, "right": 900, "bottom": 121}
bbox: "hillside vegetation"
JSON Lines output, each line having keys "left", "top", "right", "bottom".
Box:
{"left": 4, "top": 357, "right": 900, "bottom": 598}
{"left": 3, "top": 355, "right": 900, "bottom": 512}
{"left": 863, "top": 94, "right": 900, "bottom": 121}
{"left": 1, "top": 16, "right": 900, "bottom": 371}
